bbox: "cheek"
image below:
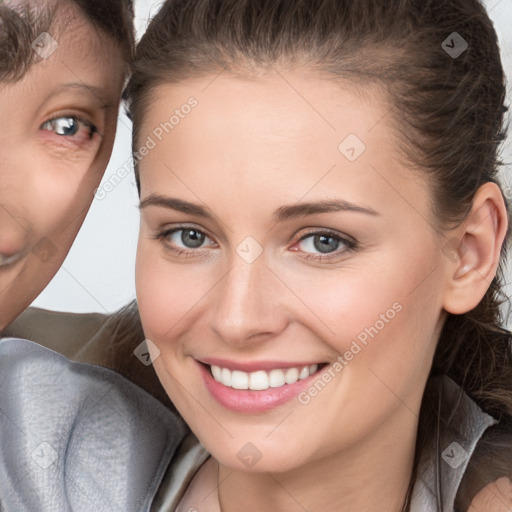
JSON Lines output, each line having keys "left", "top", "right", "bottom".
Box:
{"left": 325, "top": 261, "right": 444, "bottom": 414}
{"left": 135, "top": 259, "right": 171, "bottom": 341}
{"left": 30, "top": 157, "right": 102, "bottom": 232}
{"left": 135, "top": 244, "right": 210, "bottom": 341}
{"left": 287, "top": 246, "right": 444, "bottom": 368}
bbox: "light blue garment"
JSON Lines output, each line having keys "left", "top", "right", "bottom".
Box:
{"left": 0, "top": 338, "right": 187, "bottom": 512}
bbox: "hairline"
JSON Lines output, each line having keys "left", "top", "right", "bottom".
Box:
{"left": 0, "top": 1, "right": 128, "bottom": 83}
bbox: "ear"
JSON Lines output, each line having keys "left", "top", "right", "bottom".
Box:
{"left": 442, "top": 182, "right": 508, "bottom": 315}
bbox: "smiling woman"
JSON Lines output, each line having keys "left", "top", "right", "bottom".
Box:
{"left": 120, "top": 0, "right": 512, "bottom": 510}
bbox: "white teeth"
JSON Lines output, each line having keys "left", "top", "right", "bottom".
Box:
{"left": 249, "top": 371, "right": 268, "bottom": 390}
{"left": 211, "top": 365, "right": 222, "bottom": 381}
{"left": 269, "top": 369, "right": 285, "bottom": 388}
{"left": 231, "top": 370, "right": 249, "bottom": 390}
{"left": 210, "top": 364, "right": 320, "bottom": 391}
{"left": 221, "top": 367, "right": 232, "bottom": 387}
{"left": 285, "top": 368, "right": 299, "bottom": 385}
{"left": 299, "top": 366, "right": 309, "bottom": 380}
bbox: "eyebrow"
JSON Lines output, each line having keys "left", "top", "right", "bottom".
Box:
{"left": 139, "top": 195, "right": 214, "bottom": 218}
{"left": 139, "top": 195, "right": 379, "bottom": 221}
{"left": 273, "top": 200, "right": 379, "bottom": 222}
{"left": 50, "top": 82, "right": 114, "bottom": 109}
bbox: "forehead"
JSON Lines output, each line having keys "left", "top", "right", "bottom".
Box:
{"left": 138, "top": 71, "right": 432, "bottom": 219}
{"left": 0, "top": 5, "right": 126, "bottom": 149}
{"left": 140, "top": 71, "right": 397, "bottom": 181}
{"left": 0, "top": 0, "right": 120, "bottom": 83}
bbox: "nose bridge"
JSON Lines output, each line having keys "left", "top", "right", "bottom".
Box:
{"left": 209, "top": 252, "right": 286, "bottom": 344}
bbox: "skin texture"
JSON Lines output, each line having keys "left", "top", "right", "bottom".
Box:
{"left": 135, "top": 71, "right": 507, "bottom": 511}
{"left": 0, "top": 2, "right": 126, "bottom": 330}
{"left": 468, "top": 477, "right": 512, "bottom": 511}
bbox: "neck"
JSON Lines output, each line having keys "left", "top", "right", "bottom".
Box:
{"left": 218, "top": 413, "right": 418, "bottom": 512}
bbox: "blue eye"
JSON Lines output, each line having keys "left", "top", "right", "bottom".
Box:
{"left": 158, "top": 227, "right": 217, "bottom": 255}
{"left": 299, "top": 234, "right": 341, "bottom": 254}
{"left": 176, "top": 229, "right": 207, "bottom": 248}
{"left": 41, "top": 116, "right": 97, "bottom": 139}
{"left": 291, "top": 230, "right": 358, "bottom": 261}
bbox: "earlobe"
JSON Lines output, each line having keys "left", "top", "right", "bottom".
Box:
{"left": 443, "top": 182, "right": 508, "bottom": 315}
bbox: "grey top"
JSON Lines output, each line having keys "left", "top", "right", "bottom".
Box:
{"left": 0, "top": 338, "right": 503, "bottom": 511}
{"left": 410, "top": 375, "right": 497, "bottom": 510}
{"left": 0, "top": 338, "right": 187, "bottom": 512}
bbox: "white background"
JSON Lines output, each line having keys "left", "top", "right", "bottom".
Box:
{"left": 33, "top": 0, "right": 512, "bottom": 316}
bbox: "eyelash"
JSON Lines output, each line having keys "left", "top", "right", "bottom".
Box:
{"left": 40, "top": 115, "right": 98, "bottom": 143}
{"left": 155, "top": 225, "right": 359, "bottom": 262}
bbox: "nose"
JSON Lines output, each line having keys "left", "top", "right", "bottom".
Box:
{"left": 208, "top": 254, "right": 289, "bottom": 347}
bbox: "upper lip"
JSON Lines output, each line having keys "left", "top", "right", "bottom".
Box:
{"left": 199, "top": 358, "right": 324, "bottom": 372}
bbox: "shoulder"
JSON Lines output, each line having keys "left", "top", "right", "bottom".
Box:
{"left": 2, "top": 304, "right": 173, "bottom": 407}
{"left": 0, "top": 338, "right": 187, "bottom": 512}
{"left": 467, "top": 477, "right": 512, "bottom": 511}
{"left": 456, "top": 420, "right": 512, "bottom": 511}
{"left": 1, "top": 307, "right": 109, "bottom": 358}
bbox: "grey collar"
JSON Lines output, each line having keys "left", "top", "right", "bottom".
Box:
{"left": 410, "top": 375, "right": 497, "bottom": 511}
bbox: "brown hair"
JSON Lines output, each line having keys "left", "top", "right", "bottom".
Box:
{"left": 123, "top": 0, "right": 511, "bottom": 507}
{"left": 0, "top": 0, "right": 134, "bottom": 82}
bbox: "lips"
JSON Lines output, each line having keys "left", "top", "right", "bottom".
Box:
{"left": 198, "top": 359, "right": 326, "bottom": 413}
{"left": 210, "top": 363, "right": 319, "bottom": 390}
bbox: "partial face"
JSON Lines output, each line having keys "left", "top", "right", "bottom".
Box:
{"left": 0, "top": 3, "right": 126, "bottom": 329}
{"left": 136, "top": 71, "right": 452, "bottom": 473}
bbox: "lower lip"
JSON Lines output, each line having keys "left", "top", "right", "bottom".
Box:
{"left": 199, "top": 362, "right": 322, "bottom": 413}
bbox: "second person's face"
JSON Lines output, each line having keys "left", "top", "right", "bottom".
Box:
{"left": 0, "top": 3, "right": 126, "bottom": 329}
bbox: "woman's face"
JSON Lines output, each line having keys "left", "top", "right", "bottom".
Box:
{"left": 136, "top": 71, "right": 453, "bottom": 473}
{"left": 0, "top": 3, "right": 126, "bottom": 329}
